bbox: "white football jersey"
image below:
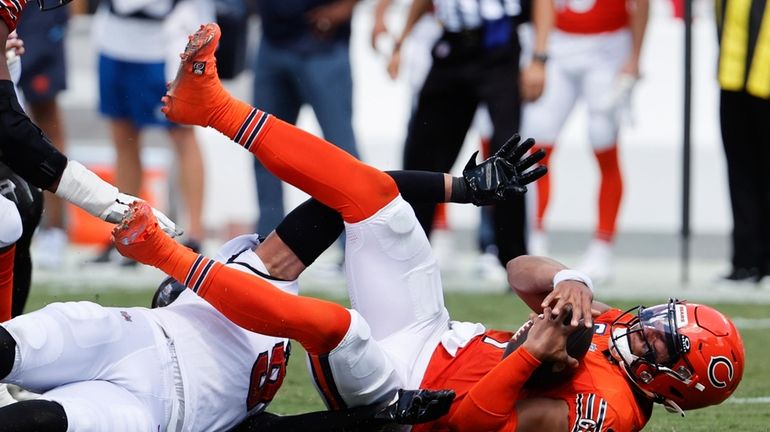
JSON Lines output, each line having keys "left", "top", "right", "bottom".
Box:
{"left": 149, "top": 237, "right": 297, "bottom": 431}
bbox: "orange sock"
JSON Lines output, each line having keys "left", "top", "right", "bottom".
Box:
{"left": 150, "top": 235, "right": 350, "bottom": 354}
{"left": 0, "top": 246, "right": 14, "bottom": 322}
{"left": 595, "top": 146, "right": 623, "bottom": 241}
{"left": 203, "top": 89, "right": 254, "bottom": 141}
{"left": 245, "top": 115, "right": 397, "bottom": 223}
{"left": 534, "top": 146, "right": 553, "bottom": 231}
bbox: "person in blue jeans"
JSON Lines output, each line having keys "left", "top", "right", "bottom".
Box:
{"left": 251, "top": 0, "right": 360, "bottom": 234}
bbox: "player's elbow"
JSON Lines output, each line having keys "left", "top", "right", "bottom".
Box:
{"left": 506, "top": 256, "right": 542, "bottom": 294}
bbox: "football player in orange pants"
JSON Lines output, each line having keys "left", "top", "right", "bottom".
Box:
{"left": 113, "top": 23, "right": 744, "bottom": 431}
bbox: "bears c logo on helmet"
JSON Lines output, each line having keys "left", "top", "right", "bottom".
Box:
{"left": 708, "top": 356, "right": 734, "bottom": 389}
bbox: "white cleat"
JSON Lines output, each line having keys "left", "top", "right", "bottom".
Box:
{"left": 33, "top": 227, "right": 68, "bottom": 269}
{"left": 528, "top": 230, "right": 549, "bottom": 257}
{"left": 577, "top": 239, "right": 614, "bottom": 286}
{"left": 474, "top": 252, "right": 507, "bottom": 285}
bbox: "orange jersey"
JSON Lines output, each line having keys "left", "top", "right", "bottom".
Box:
{"left": 523, "top": 308, "right": 652, "bottom": 431}
{"left": 415, "top": 310, "right": 652, "bottom": 431}
{"left": 415, "top": 329, "right": 514, "bottom": 431}
{"left": 555, "top": 0, "right": 629, "bottom": 34}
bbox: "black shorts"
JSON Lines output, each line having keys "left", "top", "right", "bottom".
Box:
{"left": 16, "top": 5, "right": 68, "bottom": 104}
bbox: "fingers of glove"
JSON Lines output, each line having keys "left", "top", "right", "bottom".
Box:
{"left": 101, "top": 203, "right": 129, "bottom": 224}
{"left": 515, "top": 148, "right": 546, "bottom": 171}
{"left": 153, "top": 208, "right": 184, "bottom": 237}
{"left": 509, "top": 136, "right": 535, "bottom": 161}
{"left": 463, "top": 150, "right": 480, "bottom": 172}
{"left": 518, "top": 166, "right": 548, "bottom": 186}
{"left": 496, "top": 134, "right": 521, "bottom": 159}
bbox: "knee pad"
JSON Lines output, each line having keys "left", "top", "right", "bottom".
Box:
{"left": 2, "top": 308, "right": 65, "bottom": 380}
{"left": 0, "top": 82, "right": 67, "bottom": 190}
{"left": 0, "top": 195, "right": 22, "bottom": 247}
{"left": 45, "top": 382, "right": 155, "bottom": 432}
{"left": 308, "top": 309, "right": 401, "bottom": 409}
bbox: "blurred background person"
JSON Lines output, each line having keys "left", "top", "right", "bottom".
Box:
{"left": 249, "top": 0, "right": 361, "bottom": 236}
{"left": 372, "top": 0, "right": 504, "bottom": 282}
{"left": 91, "top": 0, "right": 207, "bottom": 264}
{"left": 15, "top": 5, "right": 69, "bottom": 269}
{"left": 522, "top": 0, "right": 649, "bottom": 284}
{"left": 388, "top": 0, "right": 553, "bottom": 270}
{"left": 716, "top": 0, "right": 770, "bottom": 284}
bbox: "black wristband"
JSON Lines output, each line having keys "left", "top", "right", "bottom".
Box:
{"left": 450, "top": 176, "right": 470, "bottom": 203}
{"left": 385, "top": 170, "right": 445, "bottom": 203}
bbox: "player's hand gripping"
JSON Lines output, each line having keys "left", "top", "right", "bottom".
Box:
{"left": 523, "top": 306, "right": 580, "bottom": 370}
{"left": 462, "top": 134, "right": 547, "bottom": 206}
{"left": 542, "top": 280, "right": 596, "bottom": 328}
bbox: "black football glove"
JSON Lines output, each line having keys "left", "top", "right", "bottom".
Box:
{"left": 461, "top": 134, "right": 547, "bottom": 206}
{"left": 375, "top": 388, "right": 456, "bottom": 425}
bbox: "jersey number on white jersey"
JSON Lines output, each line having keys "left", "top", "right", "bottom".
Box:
{"left": 247, "top": 342, "right": 289, "bottom": 413}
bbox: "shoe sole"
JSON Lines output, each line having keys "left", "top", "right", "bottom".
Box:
{"left": 168, "top": 24, "right": 219, "bottom": 95}
{"left": 114, "top": 202, "right": 154, "bottom": 247}
{"left": 180, "top": 24, "right": 218, "bottom": 63}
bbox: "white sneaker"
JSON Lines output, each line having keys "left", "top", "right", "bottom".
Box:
{"left": 431, "top": 228, "right": 455, "bottom": 271}
{"left": 528, "top": 230, "right": 549, "bottom": 256}
{"left": 33, "top": 227, "right": 68, "bottom": 269}
{"left": 474, "top": 252, "right": 507, "bottom": 285}
{"left": 577, "top": 239, "right": 614, "bottom": 285}
{"left": 0, "top": 383, "right": 17, "bottom": 407}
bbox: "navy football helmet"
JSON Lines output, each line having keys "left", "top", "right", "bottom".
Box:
{"left": 152, "top": 276, "right": 186, "bottom": 308}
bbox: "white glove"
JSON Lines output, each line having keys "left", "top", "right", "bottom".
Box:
{"left": 598, "top": 73, "right": 637, "bottom": 126}
{"left": 55, "top": 160, "right": 182, "bottom": 237}
{"left": 101, "top": 193, "right": 183, "bottom": 237}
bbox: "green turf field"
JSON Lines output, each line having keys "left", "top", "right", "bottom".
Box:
{"left": 26, "top": 287, "right": 770, "bottom": 431}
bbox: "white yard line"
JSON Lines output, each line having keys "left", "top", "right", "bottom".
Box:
{"left": 731, "top": 318, "right": 770, "bottom": 329}
{"left": 726, "top": 397, "right": 770, "bottom": 404}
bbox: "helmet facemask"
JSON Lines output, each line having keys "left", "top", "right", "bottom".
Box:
{"left": 609, "top": 299, "right": 706, "bottom": 415}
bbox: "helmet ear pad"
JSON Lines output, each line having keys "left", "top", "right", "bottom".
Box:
{"left": 152, "top": 277, "right": 187, "bottom": 308}
{"left": 503, "top": 308, "right": 594, "bottom": 389}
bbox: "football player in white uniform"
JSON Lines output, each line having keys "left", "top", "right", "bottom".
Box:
{"left": 0, "top": 218, "right": 458, "bottom": 431}
{"left": 0, "top": 36, "right": 534, "bottom": 427}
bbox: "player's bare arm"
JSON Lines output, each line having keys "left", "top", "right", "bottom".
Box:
{"left": 623, "top": 0, "right": 649, "bottom": 77}
{"left": 520, "top": 0, "right": 554, "bottom": 102}
{"left": 507, "top": 255, "right": 610, "bottom": 327}
{"left": 388, "top": 0, "right": 432, "bottom": 79}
